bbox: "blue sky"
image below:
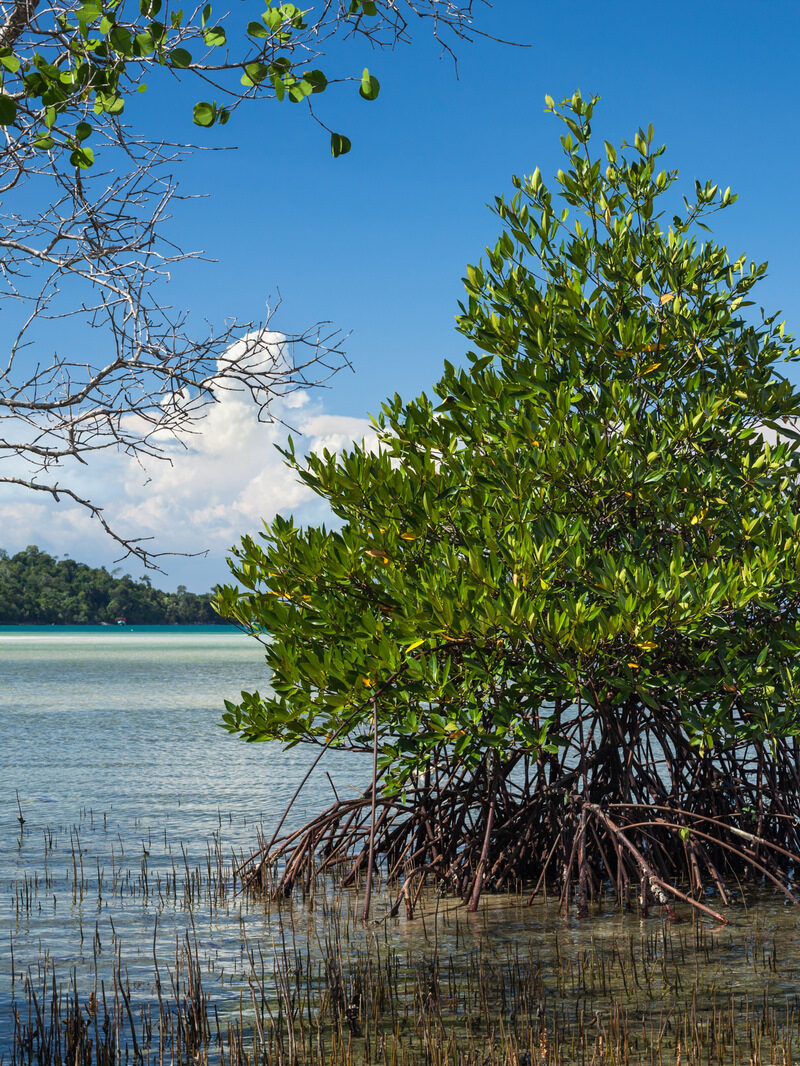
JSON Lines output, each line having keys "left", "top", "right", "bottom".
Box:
{"left": 5, "top": 0, "right": 800, "bottom": 590}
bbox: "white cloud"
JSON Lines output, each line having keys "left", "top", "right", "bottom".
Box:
{"left": 0, "top": 352, "right": 377, "bottom": 588}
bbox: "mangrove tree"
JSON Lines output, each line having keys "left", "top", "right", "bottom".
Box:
{"left": 217, "top": 93, "right": 800, "bottom": 922}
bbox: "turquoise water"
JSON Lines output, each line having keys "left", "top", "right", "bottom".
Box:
{"left": 0, "top": 626, "right": 371, "bottom": 1052}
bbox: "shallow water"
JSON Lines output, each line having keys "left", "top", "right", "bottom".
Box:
{"left": 3, "top": 626, "right": 800, "bottom": 1064}
{"left": 0, "top": 627, "right": 371, "bottom": 1046}
{"left": 1, "top": 625, "right": 371, "bottom": 833}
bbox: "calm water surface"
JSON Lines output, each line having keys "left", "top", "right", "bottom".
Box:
{"left": 1, "top": 625, "right": 361, "bottom": 834}
{"left": 0, "top": 626, "right": 371, "bottom": 1050}
{"left": 3, "top": 627, "right": 800, "bottom": 1062}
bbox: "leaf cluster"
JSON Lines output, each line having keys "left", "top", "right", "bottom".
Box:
{"left": 0, "top": 0, "right": 479, "bottom": 164}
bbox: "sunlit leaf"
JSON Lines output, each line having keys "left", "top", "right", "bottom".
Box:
{"left": 359, "top": 66, "right": 379, "bottom": 101}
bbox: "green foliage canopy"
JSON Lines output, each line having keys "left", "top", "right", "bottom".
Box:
{"left": 217, "top": 93, "right": 800, "bottom": 792}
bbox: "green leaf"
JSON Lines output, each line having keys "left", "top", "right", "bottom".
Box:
{"left": 96, "top": 92, "right": 124, "bottom": 113}
{"left": 109, "top": 25, "right": 132, "bottom": 53}
{"left": 170, "top": 47, "right": 192, "bottom": 68}
{"left": 288, "top": 77, "right": 312, "bottom": 102}
{"left": 203, "top": 25, "right": 226, "bottom": 46}
{"left": 763, "top": 419, "right": 800, "bottom": 444}
{"left": 0, "top": 94, "right": 17, "bottom": 125}
{"left": 330, "top": 131, "right": 351, "bottom": 157}
{"left": 304, "top": 68, "right": 327, "bottom": 94}
{"left": 359, "top": 66, "right": 379, "bottom": 101}
{"left": 69, "top": 145, "right": 94, "bottom": 168}
{"left": 192, "top": 100, "right": 215, "bottom": 126}
{"left": 247, "top": 20, "right": 270, "bottom": 37}
{"left": 32, "top": 133, "right": 55, "bottom": 149}
{"left": 133, "top": 30, "right": 156, "bottom": 55}
{"left": 0, "top": 49, "right": 20, "bottom": 73}
{"left": 75, "top": 121, "right": 92, "bottom": 141}
{"left": 241, "top": 61, "right": 269, "bottom": 86}
{"left": 76, "top": 0, "right": 103, "bottom": 24}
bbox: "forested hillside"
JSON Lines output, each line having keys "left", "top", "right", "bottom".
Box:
{"left": 0, "top": 547, "right": 222, "bottom": 625}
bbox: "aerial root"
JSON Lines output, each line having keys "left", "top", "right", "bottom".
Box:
{"left": 236, "top": 728, "right": 800, "bottom": 923}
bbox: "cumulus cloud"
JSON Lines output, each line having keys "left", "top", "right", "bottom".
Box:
{"left": 0, "top": 350, "right": 377, "bottom": 586}
{"left": 115, "top": 390, "right": 376, "bottom": 546}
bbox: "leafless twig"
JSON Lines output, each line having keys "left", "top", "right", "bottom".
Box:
{"left": 0, "top": 129, "right": 350, "bottom": 567}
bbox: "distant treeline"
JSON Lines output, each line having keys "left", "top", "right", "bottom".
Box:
{"left": 0, "top": 546, "right": 223, "bottom": 625}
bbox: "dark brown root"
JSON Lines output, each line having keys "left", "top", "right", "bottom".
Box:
{"left": 236, "top": 704, "right": 800, "bottom": 923}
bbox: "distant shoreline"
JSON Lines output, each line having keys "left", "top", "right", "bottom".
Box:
{"left": 0, "top": 546, "right": 221, "bottom": 625}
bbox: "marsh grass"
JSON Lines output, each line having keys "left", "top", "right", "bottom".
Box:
{"left": 5, "top": 807, "right": 800, "bottom": 1066}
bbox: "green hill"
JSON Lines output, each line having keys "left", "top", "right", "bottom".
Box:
{"left": 0, "top": 546, "right": 222, "bottom": 625}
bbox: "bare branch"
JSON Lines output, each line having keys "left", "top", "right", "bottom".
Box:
{"left": 0, "top": 0, "right": 503, "bottom": 566}
{"left": 0, "top": 130, "right": 351, "bottom": 566}
{"left": 1, "top": 474, "right": 179, "bottom": 568}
